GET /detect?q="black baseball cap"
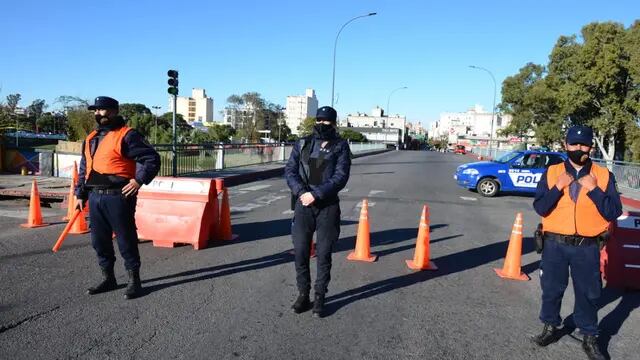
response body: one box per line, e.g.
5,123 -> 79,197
566,125 -> 593,145
316,106 -> 337,123
88,96 -> 119,110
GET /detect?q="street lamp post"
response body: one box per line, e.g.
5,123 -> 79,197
331,12 -> 377,107
469,65 -> 497,156
151,105 -> 161,144
386,86 -> 408,121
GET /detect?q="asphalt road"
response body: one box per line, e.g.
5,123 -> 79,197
1,150 -> 638,360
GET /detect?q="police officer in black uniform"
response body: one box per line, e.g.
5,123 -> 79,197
76,96 -> 160,300
285,106 -> 351,317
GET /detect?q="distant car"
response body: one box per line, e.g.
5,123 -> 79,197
453,150 -> 567,197
454,145 -> 466,155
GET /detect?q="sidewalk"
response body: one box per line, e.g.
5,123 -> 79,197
0,148 -> 393,201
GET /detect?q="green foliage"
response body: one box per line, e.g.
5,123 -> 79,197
66,108 -> 95,141
339,128 -> 368,142
206,124 -> 236,143
225,92 -> 284,142
500,21 -> 640,160
298,116 -> 316,136
119,103 -> 151,119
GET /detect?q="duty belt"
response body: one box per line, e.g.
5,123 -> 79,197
544,232 -> 598,246
91,188 -> 123,195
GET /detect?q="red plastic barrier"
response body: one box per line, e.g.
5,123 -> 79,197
135,177 -> 217,250
601,211 -> 640,290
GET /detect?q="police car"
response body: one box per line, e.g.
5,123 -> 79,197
454,150 -> 567,197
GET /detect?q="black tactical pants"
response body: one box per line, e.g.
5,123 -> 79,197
291,201 -> 341,295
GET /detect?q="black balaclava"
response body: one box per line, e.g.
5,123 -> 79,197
567,149 -> 589,166
313,123 -> 337,139
95,113 -> 125,130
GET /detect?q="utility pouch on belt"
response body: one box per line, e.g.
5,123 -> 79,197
534,223 -> 544,254
597,230 -> 610,250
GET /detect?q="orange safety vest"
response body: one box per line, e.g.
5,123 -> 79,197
84,126 -> 136,180
541,162 -> 610,237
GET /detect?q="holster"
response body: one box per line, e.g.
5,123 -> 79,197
597,230 -> 610,250
534,223 -> 544,254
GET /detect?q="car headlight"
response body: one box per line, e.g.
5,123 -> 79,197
462,168 -> 479,175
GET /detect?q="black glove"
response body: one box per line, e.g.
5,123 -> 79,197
534,223 -> 544,254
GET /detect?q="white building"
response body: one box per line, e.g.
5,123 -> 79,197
285,89 -> 318,135
344,106 -> 408,144
169,88 -> 214,125
429,105 -> 512,147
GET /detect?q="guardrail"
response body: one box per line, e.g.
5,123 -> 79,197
153,142 -> 388,177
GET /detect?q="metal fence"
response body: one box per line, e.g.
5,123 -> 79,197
591,159 -> 640,194
152,141 -> 389,177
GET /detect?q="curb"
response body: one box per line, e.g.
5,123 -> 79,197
621,196 -> 640,210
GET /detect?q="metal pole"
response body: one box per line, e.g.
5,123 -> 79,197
331,12 -> 377,107
151,105 -> 161,144
469,65 -> 497,156
386,86 -> 408,122
172,95 -> 177,177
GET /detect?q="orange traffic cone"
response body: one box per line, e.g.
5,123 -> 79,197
216,187 -> 238,241
406,205 -> 437,270
494,212 -> 529,281
68,206 -> 90,235
347,199 -> 377,262
63,162 -> 78,221
21,180 -> 49,228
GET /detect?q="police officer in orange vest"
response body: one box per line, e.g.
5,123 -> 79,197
532,125 -> 622,360
75,96 -> 160,300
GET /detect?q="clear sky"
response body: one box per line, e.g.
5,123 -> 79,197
2,0 -> 638,127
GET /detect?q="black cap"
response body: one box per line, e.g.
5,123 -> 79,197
316,106 -> 337,123
566,125 -> 593,145
88,96 -> 119,110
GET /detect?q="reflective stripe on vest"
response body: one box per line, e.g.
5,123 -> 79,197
84,126 -> 136,180
541,162 -> 610,237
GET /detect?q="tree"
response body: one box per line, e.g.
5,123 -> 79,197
298,116 -> 316,136
339,128 -> 368,142
27,99 -> 47,132
6,94 -> 21,113
225,92 -> 283,142
500,21 -> 640,159
36,113 -> 56,133
66,108 -> 95,141
271,121 -> 291,142
119,103 -> 151,119
207,124 -> 236,143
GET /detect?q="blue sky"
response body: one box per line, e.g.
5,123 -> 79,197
2,0 -> 638,126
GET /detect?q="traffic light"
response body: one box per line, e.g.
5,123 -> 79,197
167,70 -> 179,95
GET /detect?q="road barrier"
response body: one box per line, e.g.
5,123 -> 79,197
601,211 -> 640,290
20,180 -> 48,228
135,177 -> 217,250
347,199 -> 377,262
494,212 -> 529,281
406,205 -> 437,270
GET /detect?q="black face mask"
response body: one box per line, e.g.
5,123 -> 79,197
567,149 -> 589,165
313,123 -> 336,139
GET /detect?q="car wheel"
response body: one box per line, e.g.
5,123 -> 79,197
477,178 -> 499,197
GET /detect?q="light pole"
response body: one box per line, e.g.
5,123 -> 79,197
469,65 -> 497,156
151,105 -> 161,144
331,12 -> 377,107
386,86 -> 408,120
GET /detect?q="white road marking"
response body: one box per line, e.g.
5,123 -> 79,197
239,184 -> 272,192
460,196 -> 477,201
230,194 -> 287,213
355,201 -> 376,207
340,188 -> 349,193
282,210 -> 294,215
368,190 -> 385,196
0,209 -> 61,219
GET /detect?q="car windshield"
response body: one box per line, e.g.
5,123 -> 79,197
493,152 -> 521,163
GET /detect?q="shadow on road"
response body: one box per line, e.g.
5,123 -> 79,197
333,224 -> 450,253
324,237 -> 536,316
141,251 -> 294,294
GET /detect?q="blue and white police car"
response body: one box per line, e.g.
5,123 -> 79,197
454,150 -> 567,197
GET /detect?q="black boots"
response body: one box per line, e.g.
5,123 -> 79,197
291,292 -> 311,313
124,269 -> 142,300
582,335 -> 605,360
312,293 -> 325,318
86,267 -> 117,295
531,324 -> 559,347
